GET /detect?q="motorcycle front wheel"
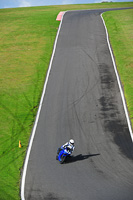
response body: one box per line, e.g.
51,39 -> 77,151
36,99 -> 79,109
60,154 -> 66,164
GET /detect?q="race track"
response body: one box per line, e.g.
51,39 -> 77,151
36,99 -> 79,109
23,8 -> 133,200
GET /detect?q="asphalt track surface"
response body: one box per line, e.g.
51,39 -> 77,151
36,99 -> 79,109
24,8 -> 133,200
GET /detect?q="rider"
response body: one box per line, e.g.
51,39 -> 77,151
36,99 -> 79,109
57,139 -> 75,155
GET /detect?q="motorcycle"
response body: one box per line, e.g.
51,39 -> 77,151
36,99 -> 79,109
56,147 -> 72,164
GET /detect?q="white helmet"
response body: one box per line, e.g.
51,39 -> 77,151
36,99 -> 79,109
69,139 -> 74,145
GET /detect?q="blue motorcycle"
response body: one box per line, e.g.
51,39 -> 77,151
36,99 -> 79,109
56,147 -> 72,164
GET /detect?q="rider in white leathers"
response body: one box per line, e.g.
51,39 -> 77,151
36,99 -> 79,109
57,139 -> 75,155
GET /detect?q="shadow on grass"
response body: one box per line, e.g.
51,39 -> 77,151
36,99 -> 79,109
65,153 -> 100,164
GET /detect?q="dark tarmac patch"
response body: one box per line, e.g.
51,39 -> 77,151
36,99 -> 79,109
106,120 -> 133,160
44,193 -> 64,200
98,61 -> 133,160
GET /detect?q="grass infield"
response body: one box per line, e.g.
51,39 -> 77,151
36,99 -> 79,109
0,2 -> 133,199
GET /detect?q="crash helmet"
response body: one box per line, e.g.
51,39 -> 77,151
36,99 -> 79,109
69,139 -> 74,146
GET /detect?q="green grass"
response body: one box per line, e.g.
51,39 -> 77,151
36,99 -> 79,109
103,9 -> 133,127
0,2 -> 133,200
0,6 -> 60,200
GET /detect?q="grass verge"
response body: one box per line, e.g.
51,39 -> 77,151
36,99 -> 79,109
0,2 -> 132,200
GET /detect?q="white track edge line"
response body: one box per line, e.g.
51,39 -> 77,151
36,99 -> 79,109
21,11 -> 66,200
101,13 -> 133,142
